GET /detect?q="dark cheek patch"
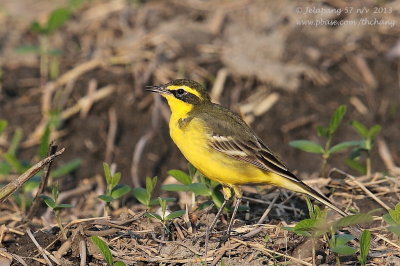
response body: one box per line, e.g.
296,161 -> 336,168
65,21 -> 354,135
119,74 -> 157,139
171,90 -> 200,104
182,94 -> 200,104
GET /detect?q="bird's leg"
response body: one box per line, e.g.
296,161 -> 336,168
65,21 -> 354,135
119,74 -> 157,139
204,186 -> 232,256
220,185 -> 242,244
205,199 -> 228,255
225,196 -> 242,239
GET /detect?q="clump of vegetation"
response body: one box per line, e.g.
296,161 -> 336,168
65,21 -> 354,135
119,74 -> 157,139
15,0 -> 84,81
144,197 -> 185,234
40,184 -> 72,239
346,120 -> 381,176
98,163 -> 131,216
285,200 -> 373,265
90,236 -> 127,266
161,164 -> 225,209
289,105 -> 359,176
132,176 -> 160,208
0,119 -> 81,211
383,203 -> 400,236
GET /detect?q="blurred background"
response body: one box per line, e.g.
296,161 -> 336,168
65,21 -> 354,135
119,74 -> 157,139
0,0 -> 399,196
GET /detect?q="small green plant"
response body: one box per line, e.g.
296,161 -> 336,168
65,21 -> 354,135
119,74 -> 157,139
15,0 -> 84,82
285,202 -> 373,264
346,120 -> 381,176
90,236 -> 126,266
383,203 -> 400,236
16,7 -> 72,82
0,119 -> 81,211
145,197 -> 185,234
358,229 -> 371,266
289,105 -> 359,176
0,120 -> 7,136
98,163 -> 131,216
40,184 -> 72,239
132,176 -> 163,208
161,164 -> 224,209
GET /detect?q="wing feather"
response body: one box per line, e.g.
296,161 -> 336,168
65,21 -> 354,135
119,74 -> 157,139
208,133 -> 302,183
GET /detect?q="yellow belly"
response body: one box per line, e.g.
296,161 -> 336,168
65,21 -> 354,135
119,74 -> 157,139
170,116 -> 269,186
169,115 -> 308,194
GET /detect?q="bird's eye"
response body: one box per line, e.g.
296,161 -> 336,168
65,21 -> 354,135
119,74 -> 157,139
176,89 -> 185,96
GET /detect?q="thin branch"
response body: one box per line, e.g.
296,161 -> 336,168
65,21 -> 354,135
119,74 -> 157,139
0,148 -> 65,203
25,142 -> 58,222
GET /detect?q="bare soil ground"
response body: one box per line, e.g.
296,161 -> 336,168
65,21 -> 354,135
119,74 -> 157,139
1,0 -> 400,265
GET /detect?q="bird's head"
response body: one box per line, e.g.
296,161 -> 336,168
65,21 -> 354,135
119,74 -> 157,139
146,79 -> 211,116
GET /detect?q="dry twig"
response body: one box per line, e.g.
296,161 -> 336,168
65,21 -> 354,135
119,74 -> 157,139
0,148 -> 65,203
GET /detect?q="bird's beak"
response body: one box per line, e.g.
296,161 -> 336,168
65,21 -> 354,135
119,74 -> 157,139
145,85 -> 171,95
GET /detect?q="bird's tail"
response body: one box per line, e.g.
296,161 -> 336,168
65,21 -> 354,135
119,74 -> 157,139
297,182 -> 348,217
269,171 -> 348,216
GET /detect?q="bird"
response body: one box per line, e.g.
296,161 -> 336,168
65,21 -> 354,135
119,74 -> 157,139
146,79 -> 347,250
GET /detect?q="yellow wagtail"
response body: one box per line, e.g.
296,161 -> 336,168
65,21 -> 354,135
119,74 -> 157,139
147,79 -> 347,244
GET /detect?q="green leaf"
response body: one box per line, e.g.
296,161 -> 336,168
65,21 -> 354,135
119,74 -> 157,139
49,48 -> 63,56
98,195 -> 114,203
387,225 -> 400,236
383,213 -> 397,226
329,141 -> 361,154
30,21 -> 46,34
145,176 -> 157,196
0,162 -> 12,175
103,163 -> 112,185
40,195 -> 56,209
113,262 -> 127,266
334,213 -> 373,229
14,45 -> 41,54
345,158 -> 366,174
110,172 -> 121,189
144,212 -> 162,221
46,8 -> 71,34
334,234 -> 354,246
165,210 -> 186,221
388,203 -> 400,224
161,184 -> 190,192
316,126 -> 329,138
23,177 -> 41,192
168,169 -> 192,185
111,184 -> 131,199
51,159 -> 81,178
188,183 -> 211,196
348,147 -> 364,160
294,218 -> 318,232
38,124 -> 51,159
331,245 -> 357,255
8,128 -> 22,156
2,153 -> 24,173
289,140 -> 324,154
52,185 -> 59,201
350,120 -> 369,138
368,125 -> 381,139
329,105 -> 347,135
55,203 -> 72,208
149,197 -> 176,206
0,120 -> 7,135
188,163 -> 197,178
158,197 -> 167,214
90,236 -> 113,265
211,187 -> 224,208
54,203 -> 73,211
132,187 -> 149,206
68,0 -> 85,9
358,230 -> 371,265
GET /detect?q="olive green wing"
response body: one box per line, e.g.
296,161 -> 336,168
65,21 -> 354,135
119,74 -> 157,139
197,104 -> 301,183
